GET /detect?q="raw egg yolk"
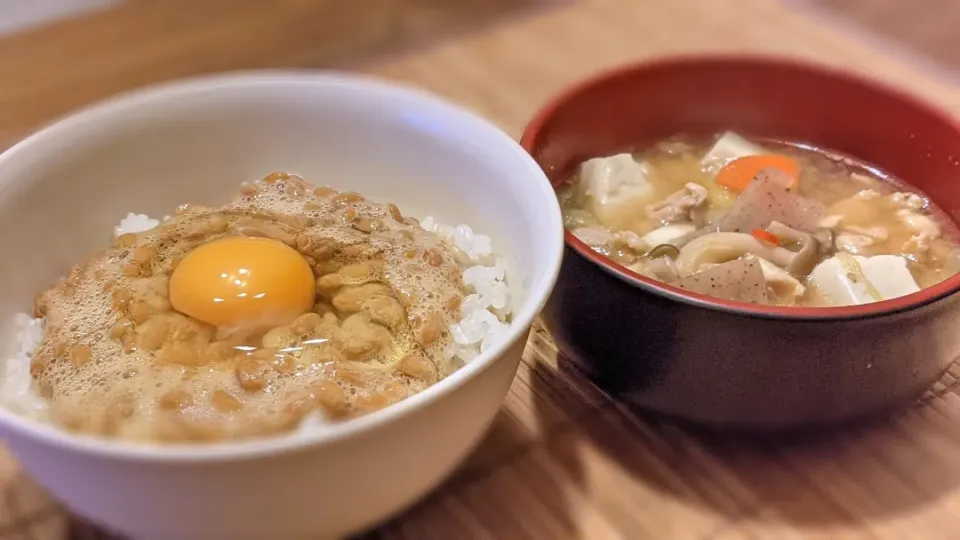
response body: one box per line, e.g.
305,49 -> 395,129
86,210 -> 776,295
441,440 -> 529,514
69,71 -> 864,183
169,236 -> 316,330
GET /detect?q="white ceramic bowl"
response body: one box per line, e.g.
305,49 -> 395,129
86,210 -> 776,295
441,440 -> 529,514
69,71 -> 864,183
0,72 -> 563,540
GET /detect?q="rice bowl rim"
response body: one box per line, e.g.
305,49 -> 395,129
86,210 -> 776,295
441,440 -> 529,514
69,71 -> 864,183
0,71 -> 565,463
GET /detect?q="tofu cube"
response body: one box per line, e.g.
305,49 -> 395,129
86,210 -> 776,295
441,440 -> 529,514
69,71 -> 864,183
578,153 -> 653,228
810,254 -> 920,306
701,131 -> 764,172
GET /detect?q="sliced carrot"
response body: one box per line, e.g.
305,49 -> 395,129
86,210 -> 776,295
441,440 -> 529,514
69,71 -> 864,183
715,154 -> 800,192
751,228 -> 781,246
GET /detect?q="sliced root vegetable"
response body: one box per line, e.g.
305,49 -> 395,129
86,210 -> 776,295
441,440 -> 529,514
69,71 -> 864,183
674,257 -> 769,304
715,155 -> 800,192
716,170 -> 824,234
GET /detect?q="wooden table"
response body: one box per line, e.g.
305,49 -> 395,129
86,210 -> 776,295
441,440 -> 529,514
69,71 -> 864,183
2,0 -> 960,538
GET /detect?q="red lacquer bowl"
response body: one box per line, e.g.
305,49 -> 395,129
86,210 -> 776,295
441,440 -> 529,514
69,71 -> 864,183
522,55 -> 960,429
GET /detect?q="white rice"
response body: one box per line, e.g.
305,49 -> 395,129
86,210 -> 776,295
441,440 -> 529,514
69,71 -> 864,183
114,213 -> 159,236
419,216 -> 510,364
0,211 -> 512,425
0,314 -> 47,418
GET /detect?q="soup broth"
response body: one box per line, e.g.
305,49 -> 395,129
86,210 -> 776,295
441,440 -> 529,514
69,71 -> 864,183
560,132 -> 960,307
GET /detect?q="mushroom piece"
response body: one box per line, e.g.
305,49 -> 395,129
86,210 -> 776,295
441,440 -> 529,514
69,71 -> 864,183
646,244 -> 680,259
755,257 -> 806,303
636,255 -> 680,283
674,221 -> 820,278
665,224 -> 716,250
811,228 -> 835,257
766,221 -> 820,276
640,223 -> 697,247
674,232 -> 794,276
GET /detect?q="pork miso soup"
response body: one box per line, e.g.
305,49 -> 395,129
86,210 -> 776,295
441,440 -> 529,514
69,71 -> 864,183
559,132 -> 960,307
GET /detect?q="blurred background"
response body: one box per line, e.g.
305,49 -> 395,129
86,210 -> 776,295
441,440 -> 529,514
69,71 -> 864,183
1,0 -> 959,149
0,0 -> 564,148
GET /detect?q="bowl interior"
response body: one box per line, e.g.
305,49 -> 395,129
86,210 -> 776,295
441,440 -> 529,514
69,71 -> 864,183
0,73 -> 561,446
522,55 -> 960,316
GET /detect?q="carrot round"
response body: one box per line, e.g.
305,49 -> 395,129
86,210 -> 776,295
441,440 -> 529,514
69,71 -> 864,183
715,155 -> 800,192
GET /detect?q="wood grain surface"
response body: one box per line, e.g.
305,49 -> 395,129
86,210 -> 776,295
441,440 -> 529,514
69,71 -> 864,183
1,0 -> 960,539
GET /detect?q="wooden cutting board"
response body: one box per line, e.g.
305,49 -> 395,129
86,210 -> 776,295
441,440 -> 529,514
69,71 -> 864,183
0,0 -> 959,538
